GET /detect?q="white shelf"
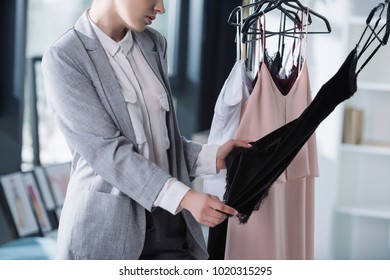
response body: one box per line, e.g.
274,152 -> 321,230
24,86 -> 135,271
358,82 -> 390,92
340,143 -> 390,156
336,205 -> 390,220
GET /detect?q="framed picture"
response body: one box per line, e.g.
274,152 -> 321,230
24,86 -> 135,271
44,162 -> 71,207
0,172 -> 40,237
33,166 -> 56,210
22,172 -> 53,233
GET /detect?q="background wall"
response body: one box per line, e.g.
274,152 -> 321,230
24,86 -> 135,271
0,0 -> 27,244
0,0 -> 26,175
174,0 -> 241,137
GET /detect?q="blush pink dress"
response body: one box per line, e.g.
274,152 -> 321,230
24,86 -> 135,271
224,49 -> 319,259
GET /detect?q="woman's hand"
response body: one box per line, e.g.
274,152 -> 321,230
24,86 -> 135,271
179,189 -> 237,227
216,139 -> 252,171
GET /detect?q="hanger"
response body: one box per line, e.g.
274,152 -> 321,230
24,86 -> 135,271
228,1 -> 276,63
227,1 -> 301,65
240,0 -> 331,43
282,0 -> 332,33
356,0 -> 390,74
227,0 -> 275,28
240,0 -> 300,42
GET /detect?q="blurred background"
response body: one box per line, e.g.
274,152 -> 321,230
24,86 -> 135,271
0,0 -> 389,259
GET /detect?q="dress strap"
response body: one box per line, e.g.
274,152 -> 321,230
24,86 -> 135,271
297,8 -> 309,72
256,11 -> 266,70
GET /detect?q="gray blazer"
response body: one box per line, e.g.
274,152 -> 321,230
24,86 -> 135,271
42,10 -> 208,260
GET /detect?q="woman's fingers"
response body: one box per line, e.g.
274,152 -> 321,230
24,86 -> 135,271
208,195 -> 237,217
180,190 -> 238,227
216,139 -> 252,170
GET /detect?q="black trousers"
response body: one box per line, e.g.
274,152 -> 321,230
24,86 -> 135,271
139,208 -> 195,260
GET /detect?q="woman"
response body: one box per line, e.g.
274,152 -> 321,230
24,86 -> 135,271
42,0 -> 250,260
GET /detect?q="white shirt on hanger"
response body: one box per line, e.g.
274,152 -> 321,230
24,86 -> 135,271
203,60 -> 253,200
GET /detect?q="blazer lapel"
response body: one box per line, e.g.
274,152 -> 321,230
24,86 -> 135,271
133,31 -> 170,92
132,30 -> 179,176
73,10 -> 137,145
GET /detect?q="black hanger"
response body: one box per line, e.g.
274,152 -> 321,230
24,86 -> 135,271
240,0 -> 331,43
227,1 -> 273,61
356,0 -> 390,75
228,1 -> 284,64
227,0 -> 275,28
240,1 -> 300,42
282,0 -> 332,33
